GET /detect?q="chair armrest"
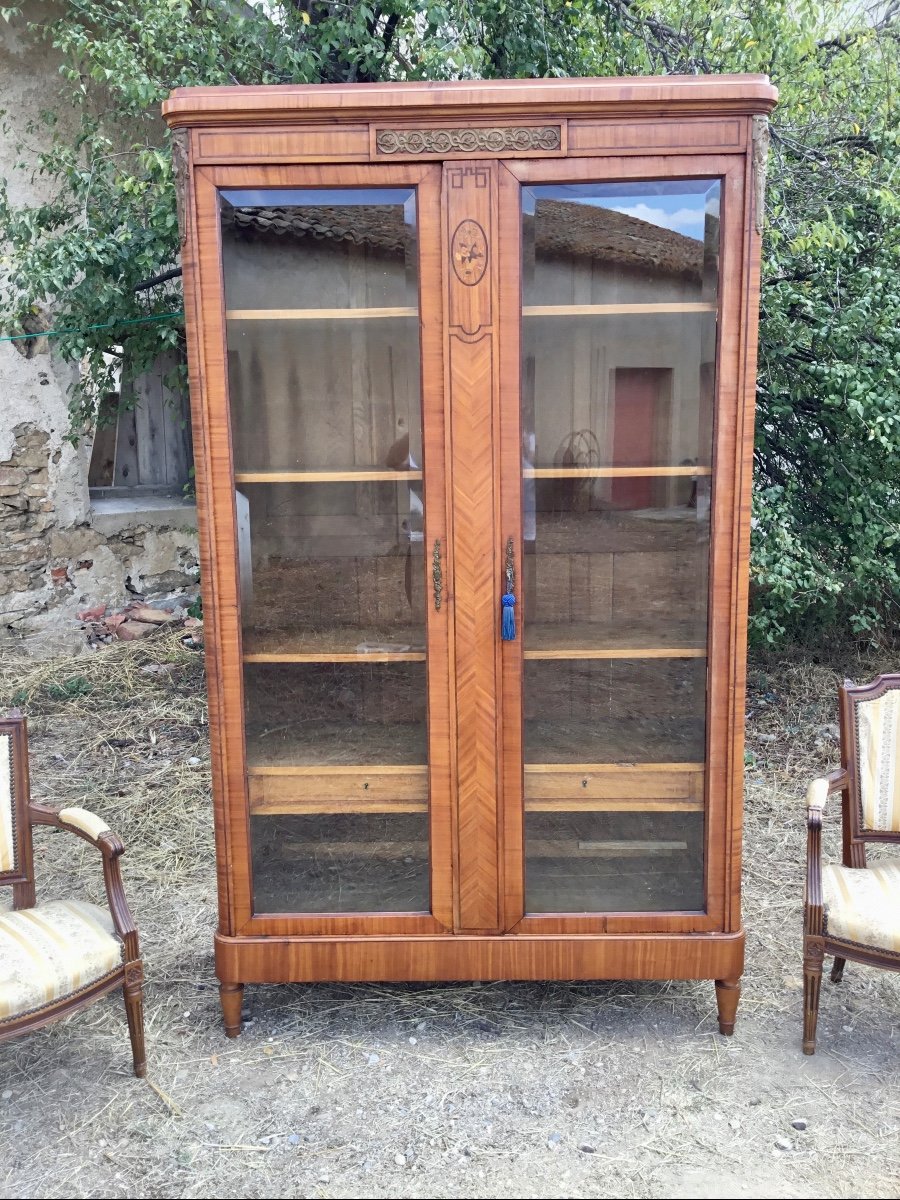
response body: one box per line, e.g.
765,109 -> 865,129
805,767 -> 849,936
28,802 -> 139,955
806,767 -> 850,826
59,806 -> 111,842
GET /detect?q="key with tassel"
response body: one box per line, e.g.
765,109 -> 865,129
501,536 -> 516,641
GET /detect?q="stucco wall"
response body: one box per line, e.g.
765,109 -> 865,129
0,6 -> 198,654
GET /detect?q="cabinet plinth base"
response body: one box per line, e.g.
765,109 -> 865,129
215,929 -> 744,1033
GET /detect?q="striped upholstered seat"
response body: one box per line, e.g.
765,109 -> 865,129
822,861 -> 900,953
0,899 -> 123,1022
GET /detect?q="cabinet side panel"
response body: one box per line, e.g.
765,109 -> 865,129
183,156 -> 245,936
705,158 -> 751,934
724,148 -> 761,932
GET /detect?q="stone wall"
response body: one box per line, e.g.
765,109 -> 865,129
0,425 -> 54,615
0,4 -> 199,655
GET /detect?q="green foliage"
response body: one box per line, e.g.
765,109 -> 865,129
9,672 -> 95,705
45,675 -> 93,701
1,0 -> 899,644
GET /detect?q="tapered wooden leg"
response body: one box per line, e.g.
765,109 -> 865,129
830,956 -> 846,984
220,982 -> 244,1038
714,977 -> 740,1035
803,940 -> 824,1055
123,964 -> 147,1078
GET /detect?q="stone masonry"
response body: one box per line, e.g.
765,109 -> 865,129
0,424 -> 54,619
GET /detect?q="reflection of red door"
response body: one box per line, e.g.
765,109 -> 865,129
610,367 -> 669,509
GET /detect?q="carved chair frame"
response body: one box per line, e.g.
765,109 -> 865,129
803,673 -> 900,1054
0,716 -> 146,1076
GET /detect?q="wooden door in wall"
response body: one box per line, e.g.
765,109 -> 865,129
196,163 -> 455,936
609,368 -> 672,510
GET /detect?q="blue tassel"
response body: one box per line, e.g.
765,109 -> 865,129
501,593 -> 516,641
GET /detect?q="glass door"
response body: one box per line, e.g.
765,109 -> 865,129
510,171 -> 723,919
216,171 -> 450,926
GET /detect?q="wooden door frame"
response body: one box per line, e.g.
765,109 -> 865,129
186,160 -> 454,937
497,153 -> 751,936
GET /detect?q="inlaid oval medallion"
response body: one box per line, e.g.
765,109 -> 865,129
451,219 -> 488,286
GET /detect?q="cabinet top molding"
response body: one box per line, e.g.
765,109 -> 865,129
162,73 -> 777,128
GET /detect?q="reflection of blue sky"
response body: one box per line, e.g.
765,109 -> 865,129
608,190 -> 720,239
527,182 -> 721,241
609,199 -> 706,238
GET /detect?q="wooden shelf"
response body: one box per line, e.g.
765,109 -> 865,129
226,307 -> 417,321
525,648 -> 706,661
522,302 -> 716,316
238,467 -> 706,483
525,466 -> 711,478
229,303 -> 712,320
525,622 -> 705,660
247,761 -> 704,815
244,627 -> 425,663
257,838 -> 692,859
234,468 -> 422,484
242,623 -> 704,663
249,764 -> 429,815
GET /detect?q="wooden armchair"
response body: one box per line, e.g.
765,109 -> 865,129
804,673 -> 900,1055
0,715 -> 146,1076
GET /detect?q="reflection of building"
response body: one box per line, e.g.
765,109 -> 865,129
224,194 -> 716,645
226,195 -> 717,517
522,196 -> 718,515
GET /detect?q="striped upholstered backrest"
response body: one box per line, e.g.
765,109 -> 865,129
0,729 -> 17,873
0,731 -> 13,873
855,685 -> 900,833
0,718 -> 31,886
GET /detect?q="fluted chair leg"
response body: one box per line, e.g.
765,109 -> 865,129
803,940 -> 824,1055
124,966 -> 147,1078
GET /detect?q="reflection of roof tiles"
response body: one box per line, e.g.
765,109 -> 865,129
531,200 -> 704,280
226,204 -> 409,253
224,198 -> 707,278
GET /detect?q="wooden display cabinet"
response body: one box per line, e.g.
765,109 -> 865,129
163,75 -> 777,1036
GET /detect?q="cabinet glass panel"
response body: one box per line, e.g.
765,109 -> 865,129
520,179 -> 719,914
220,187 -> 429,914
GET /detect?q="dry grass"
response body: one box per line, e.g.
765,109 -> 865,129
0,635 -> 899,1200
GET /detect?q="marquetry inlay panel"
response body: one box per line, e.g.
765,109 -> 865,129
445,166 -> 492,337
375,125 -> 562,157
451,218 -> 488,287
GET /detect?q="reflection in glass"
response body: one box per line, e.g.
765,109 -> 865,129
220,188 -> 430,915
521,179 -> 719,914
252,815 -> 428,914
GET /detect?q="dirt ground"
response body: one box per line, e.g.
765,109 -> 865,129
1,634 -> 899,1200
